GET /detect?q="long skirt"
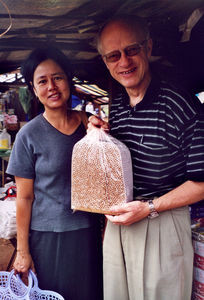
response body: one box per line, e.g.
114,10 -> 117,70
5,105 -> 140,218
103,206 -> 194,300
29,226 -> 103,300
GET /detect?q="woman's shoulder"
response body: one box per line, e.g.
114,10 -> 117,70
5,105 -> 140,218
16,114 -> 44,138
72,110 -> 91,130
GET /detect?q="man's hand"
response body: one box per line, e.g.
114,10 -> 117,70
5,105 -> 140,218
87,115 -> 109,132
106,201 -> 150,226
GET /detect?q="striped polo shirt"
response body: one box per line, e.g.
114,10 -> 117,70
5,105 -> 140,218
109,78 -> 204,199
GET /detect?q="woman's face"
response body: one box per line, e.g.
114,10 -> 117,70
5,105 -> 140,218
32,59 -> 70,110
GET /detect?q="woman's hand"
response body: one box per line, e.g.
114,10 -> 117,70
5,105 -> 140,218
87,115 -> 109,132
13,250 -> 35,276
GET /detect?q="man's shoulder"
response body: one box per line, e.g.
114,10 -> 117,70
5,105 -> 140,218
157,78 -> 187,96
158,79 -> 203,113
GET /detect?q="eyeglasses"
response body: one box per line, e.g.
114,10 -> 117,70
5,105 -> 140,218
102,40 -> 147,63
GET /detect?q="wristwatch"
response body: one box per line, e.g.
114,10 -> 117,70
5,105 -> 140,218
148,199 -> 159,219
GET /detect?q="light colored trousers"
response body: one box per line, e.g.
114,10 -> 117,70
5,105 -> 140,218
103,206 -> 194,300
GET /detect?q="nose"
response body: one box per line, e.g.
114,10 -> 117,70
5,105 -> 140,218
48,78 -> 57,90
119,51 -> 131,67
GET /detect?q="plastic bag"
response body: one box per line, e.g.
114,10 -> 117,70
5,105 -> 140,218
71,127 -> 133,214
0,200 -> 16,239
0,269 -> 65,299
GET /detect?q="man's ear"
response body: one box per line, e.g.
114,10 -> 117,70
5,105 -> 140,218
102,57 -> 111,71
146,38 -> 153,58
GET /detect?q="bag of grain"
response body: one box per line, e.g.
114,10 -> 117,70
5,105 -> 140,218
71,127 -> 133,214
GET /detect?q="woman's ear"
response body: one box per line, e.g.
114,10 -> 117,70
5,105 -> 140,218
30,81 -> 38,97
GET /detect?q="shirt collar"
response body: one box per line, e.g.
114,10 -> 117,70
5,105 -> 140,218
120,76 -> 161,111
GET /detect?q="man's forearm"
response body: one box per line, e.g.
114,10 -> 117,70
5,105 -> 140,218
154,180 -> 204,212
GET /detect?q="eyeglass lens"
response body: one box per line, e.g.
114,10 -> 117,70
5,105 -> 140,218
104,41 -> 146,63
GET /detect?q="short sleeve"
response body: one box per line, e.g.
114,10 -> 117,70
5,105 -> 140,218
6,130 -> 35,179
184,112 -> 204,182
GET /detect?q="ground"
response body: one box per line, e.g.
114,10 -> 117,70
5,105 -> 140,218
0,238 -> 16,271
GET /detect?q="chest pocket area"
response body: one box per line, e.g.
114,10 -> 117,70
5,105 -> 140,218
136,135 -> 180,172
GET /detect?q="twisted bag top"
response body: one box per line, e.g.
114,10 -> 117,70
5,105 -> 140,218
71,128 -> 133,214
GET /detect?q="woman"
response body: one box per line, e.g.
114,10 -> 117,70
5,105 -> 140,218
6,47 -> 103,300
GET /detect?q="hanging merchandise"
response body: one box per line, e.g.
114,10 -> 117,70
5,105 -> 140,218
0,128 -> 11,149
71,127 -> 133,214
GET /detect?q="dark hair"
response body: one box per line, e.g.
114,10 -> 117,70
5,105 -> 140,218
96,14 -> 150,54
21,46 -> 73,96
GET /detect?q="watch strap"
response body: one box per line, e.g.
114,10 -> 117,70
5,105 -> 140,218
148,199 -> 159,219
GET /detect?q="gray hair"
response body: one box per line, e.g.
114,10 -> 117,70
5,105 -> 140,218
96,14 -> 150,54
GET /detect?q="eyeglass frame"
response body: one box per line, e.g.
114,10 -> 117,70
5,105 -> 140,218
102,39 -> 148,63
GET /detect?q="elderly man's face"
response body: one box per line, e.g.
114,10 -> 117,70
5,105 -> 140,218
100,21 -> 152,92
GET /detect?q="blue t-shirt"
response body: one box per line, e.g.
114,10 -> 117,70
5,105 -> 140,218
7,114 -> 97,232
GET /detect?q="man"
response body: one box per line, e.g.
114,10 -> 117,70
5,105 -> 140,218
89,15 -> 204,300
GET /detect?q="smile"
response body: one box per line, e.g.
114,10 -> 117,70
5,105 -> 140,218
120,67 -> 136,75
48,93 -> 60,99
